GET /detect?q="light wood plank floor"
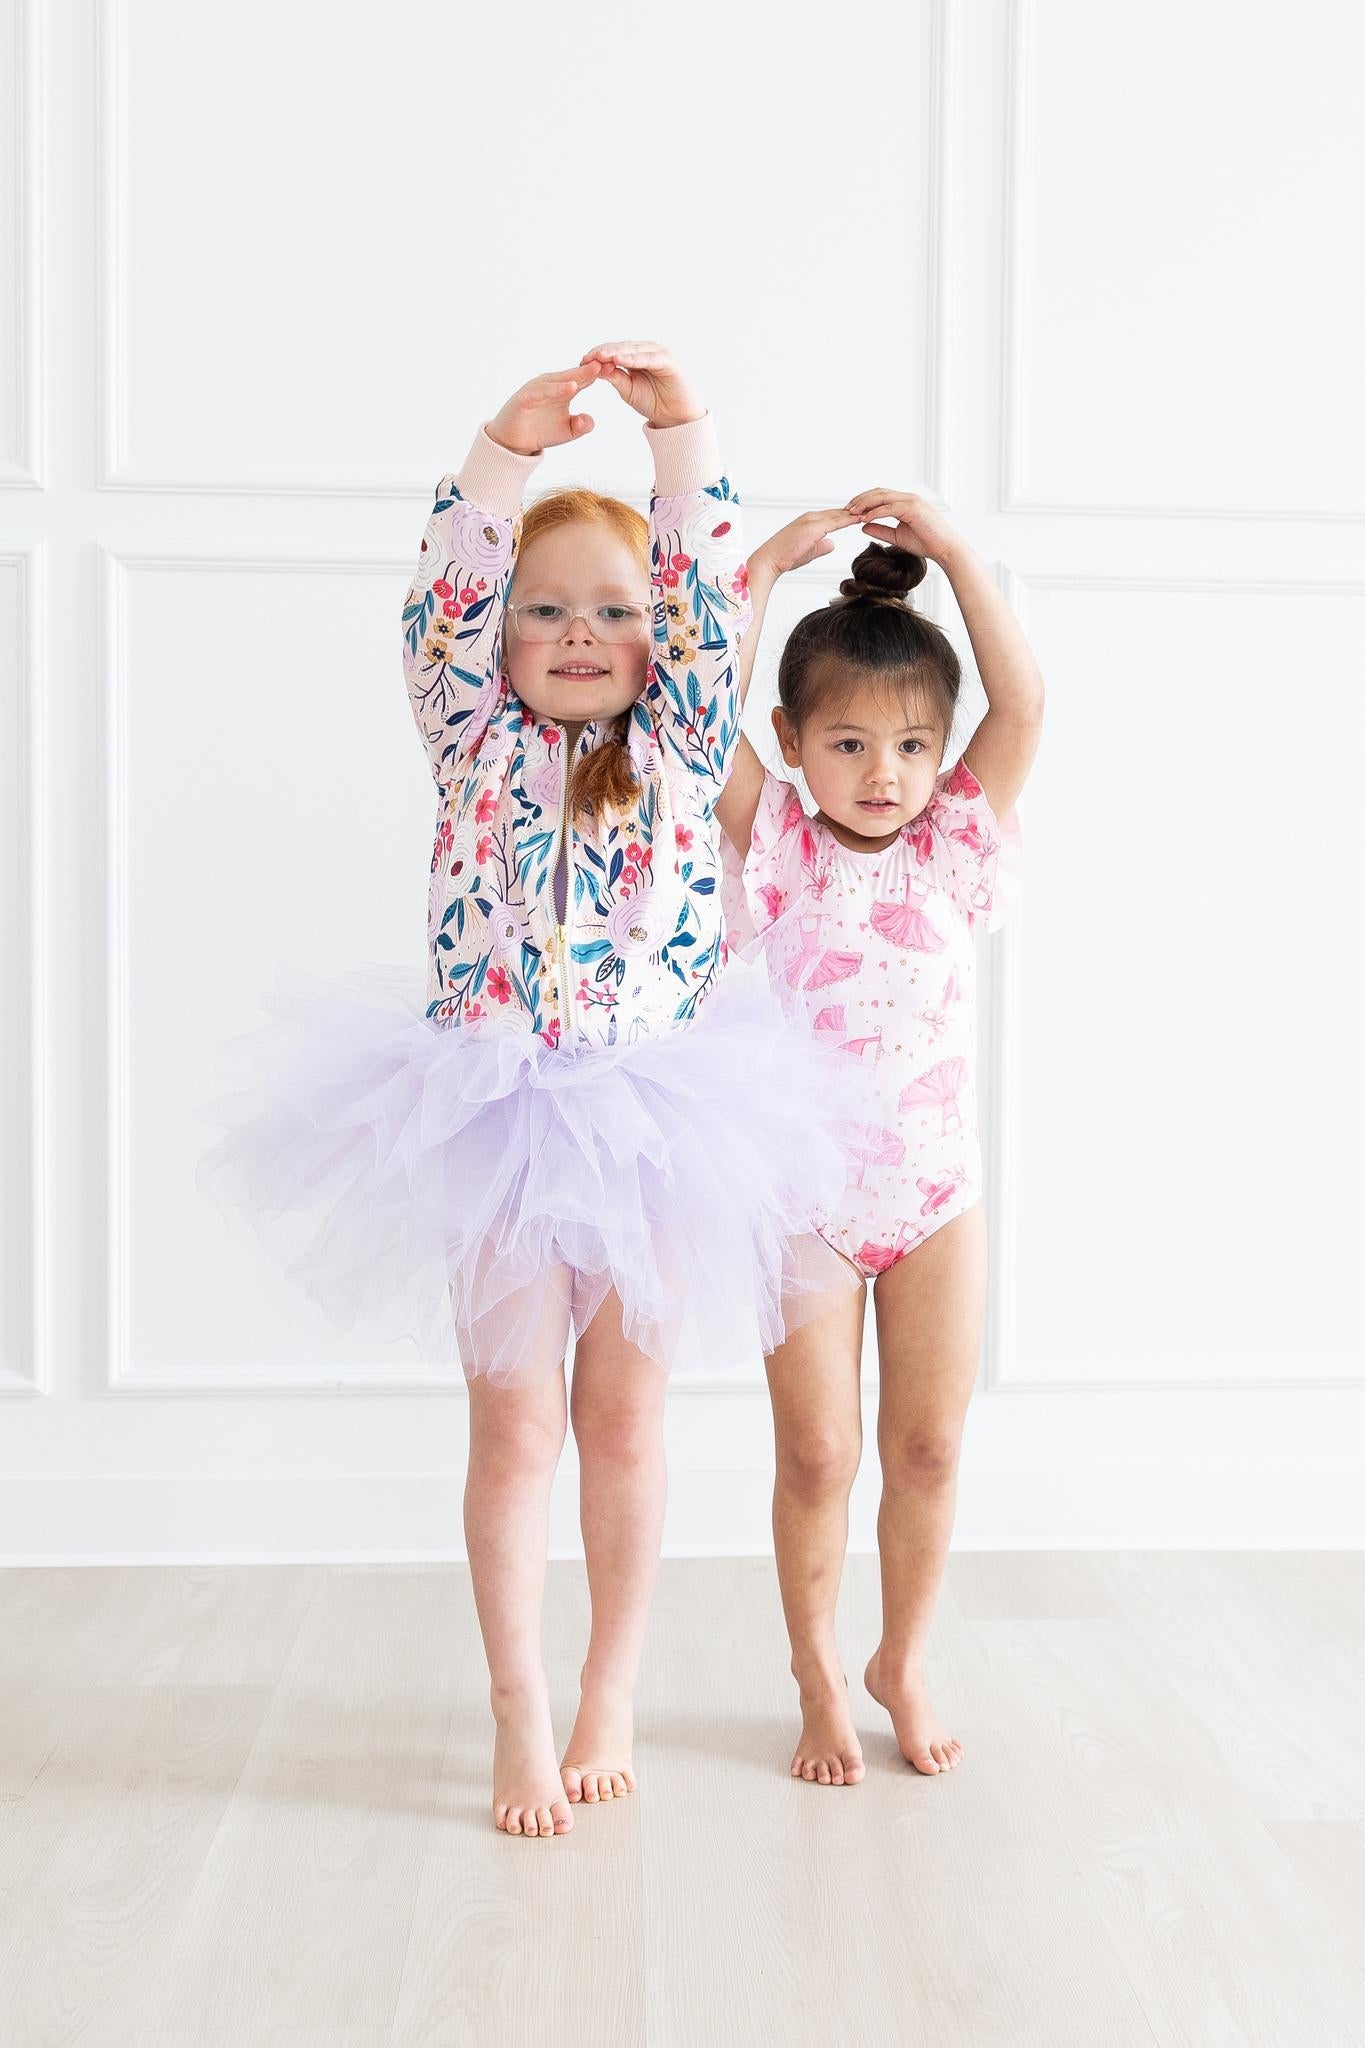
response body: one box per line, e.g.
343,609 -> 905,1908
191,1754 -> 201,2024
1,1552 -> 1362,2047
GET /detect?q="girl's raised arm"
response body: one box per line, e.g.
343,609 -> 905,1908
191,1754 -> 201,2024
401,432 -> 541,796
848,489 -> 1044,821
714,507 -> 864,854
402,367 -> 599,797
642,412 -> 754,800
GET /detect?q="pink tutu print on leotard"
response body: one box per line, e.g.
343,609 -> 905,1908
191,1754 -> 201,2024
869,875 -> 947,953
784,915 -> 864,992
898,1057 -> 968,1136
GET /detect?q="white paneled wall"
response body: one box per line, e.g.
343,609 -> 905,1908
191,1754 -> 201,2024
2,0 -> 1362,1561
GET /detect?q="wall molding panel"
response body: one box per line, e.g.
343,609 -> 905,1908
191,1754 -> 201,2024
998,0 -> 1364,524
0,542 -> 47,1395
0,0 -> 46,490
981,564 -> 1365,1394
94,0 -> 958,506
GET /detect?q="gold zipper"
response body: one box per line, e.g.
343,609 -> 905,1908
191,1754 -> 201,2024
552,745 -> 576,1040
557,921 -> 575,1037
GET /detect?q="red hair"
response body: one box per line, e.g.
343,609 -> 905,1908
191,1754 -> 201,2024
515,489 -> 650,818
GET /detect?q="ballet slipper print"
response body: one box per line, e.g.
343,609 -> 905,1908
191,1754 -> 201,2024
836,1121 -> 906,1192
785,916 -> 863,992
839,1028 -> 884,1064
916,1167 -> 966,1216
812,1005 -> 847,1035
898,1057 -> 968,1136
870,875 -> 947,953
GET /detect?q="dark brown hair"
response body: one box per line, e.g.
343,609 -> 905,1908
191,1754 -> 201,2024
777,542 -> 961,742
514,488 -> 647,818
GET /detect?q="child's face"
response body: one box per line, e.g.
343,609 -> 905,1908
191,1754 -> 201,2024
774,670 -> 945,846
504,520 -> 652,728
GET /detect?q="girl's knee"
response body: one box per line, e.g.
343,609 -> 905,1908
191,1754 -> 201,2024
776,1428 -> 862,1499
469,1403 -> 565,1480
878,1425 -> 961,1491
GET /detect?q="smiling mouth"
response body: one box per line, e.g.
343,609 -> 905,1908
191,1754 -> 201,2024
550,666 -> 609,677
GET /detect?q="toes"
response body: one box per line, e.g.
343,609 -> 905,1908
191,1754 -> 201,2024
552,1801 -> 574,1834
582,1775 -> 599,1802
801,1759 -> 817,1782
816,1760 -> 832,1785
505,1807 -> 524,1833
534,1805 -> 555,1837
610,1772 -> 629,1797
561,1768 -> 583,1804
910,1751 -> 939,1774
599,1776 -> 615,1800
621,1767 -> 637,1793
494,1803 -> 510,1832
845,1755 -> 866,1783
791,1754 -> 804,1778
830,1762 -> 845,1785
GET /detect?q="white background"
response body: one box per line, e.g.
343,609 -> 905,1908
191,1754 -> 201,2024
2,0 -> 1362,1561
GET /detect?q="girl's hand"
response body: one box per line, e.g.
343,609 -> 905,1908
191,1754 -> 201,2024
486,364 -> 603,458
845,488 -> 967,568
578,340 -> 705,429
751,506 -> 866,583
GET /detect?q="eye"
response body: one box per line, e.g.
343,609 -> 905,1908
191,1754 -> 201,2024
596,604 -> 634,623
526,603 -> 566,622
900,739 -> 924,754
835,739 -> 862,754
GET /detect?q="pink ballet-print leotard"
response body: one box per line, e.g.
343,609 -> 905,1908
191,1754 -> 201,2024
725,757 -> 1023,1277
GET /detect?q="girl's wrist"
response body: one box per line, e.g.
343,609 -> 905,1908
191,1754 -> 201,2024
932,534 -> 978,577
486,423 -> 540,457
648,409 -> 708,431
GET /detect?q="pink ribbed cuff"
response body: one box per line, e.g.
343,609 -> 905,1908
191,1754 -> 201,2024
449,425 -> 543,519
644,411 -> 723,495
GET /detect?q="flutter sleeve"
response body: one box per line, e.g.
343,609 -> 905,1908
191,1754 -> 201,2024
643,413 -> 755,804
913,755 -> 1025,935
401,428 -> 541,797
719,767 -> 808,958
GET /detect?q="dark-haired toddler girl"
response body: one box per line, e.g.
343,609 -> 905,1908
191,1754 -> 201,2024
718,488 -> 1043,1783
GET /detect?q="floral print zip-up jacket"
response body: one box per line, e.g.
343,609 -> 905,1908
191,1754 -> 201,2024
402,413 -> 753,1048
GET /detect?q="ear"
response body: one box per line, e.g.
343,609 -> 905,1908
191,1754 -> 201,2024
771,704 -> 801,768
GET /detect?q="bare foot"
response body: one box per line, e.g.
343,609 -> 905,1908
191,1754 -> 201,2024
790,1665 -> 866,1786
560,1676 -> 637,1805
492,1682 -> 574,1837
864,1651 -> 963,1775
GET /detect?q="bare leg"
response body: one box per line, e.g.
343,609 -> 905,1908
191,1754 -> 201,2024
559,1288 -> 668,1805
463,1353 -> 574,1838
765,1273 -> 869,1785
863,1202 -> 986,1774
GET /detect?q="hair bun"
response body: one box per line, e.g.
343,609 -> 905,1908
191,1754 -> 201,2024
837,541 -> 927,607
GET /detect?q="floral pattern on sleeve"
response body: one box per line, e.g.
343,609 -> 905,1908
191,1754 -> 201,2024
402,483 -> 519,797
646,483 -> 753,802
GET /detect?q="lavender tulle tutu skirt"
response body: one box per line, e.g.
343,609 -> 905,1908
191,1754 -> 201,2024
195,954 -> 859,1385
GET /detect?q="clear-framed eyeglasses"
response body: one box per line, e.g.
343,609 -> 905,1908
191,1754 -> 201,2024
506,599 -> 654,644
